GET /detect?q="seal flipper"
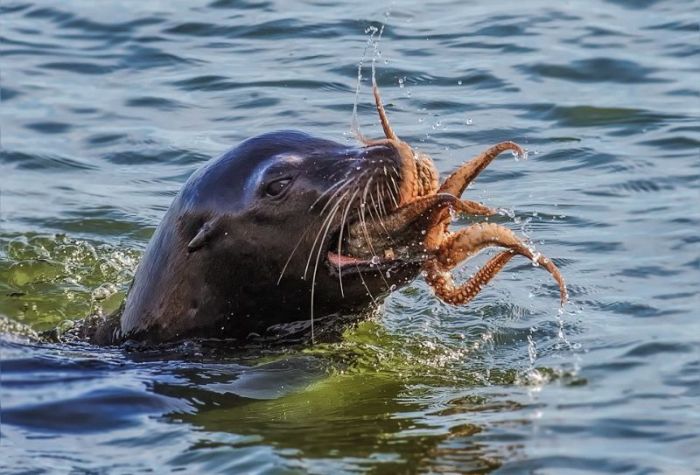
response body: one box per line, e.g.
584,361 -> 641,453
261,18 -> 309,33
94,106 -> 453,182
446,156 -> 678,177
187,218 -> 221,252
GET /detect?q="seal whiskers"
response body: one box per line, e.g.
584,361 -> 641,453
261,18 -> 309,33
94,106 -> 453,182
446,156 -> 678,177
278,176 -> 352,285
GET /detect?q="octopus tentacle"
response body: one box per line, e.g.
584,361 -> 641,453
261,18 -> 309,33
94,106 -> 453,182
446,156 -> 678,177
424,251 -> 516,305
439,141 -> 525,197
432,222 -> 567,304
453,199 -> 496,216
420,199 -> 495,254
363,81 -> 441,206
372,77 -> 398,141
357,194 -> 493,250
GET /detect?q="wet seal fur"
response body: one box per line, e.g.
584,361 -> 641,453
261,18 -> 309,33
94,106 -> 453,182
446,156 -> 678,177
82,131 -> 424,346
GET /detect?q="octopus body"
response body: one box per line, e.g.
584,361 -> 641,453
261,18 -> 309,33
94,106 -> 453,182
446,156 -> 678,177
347,80 -> 568,306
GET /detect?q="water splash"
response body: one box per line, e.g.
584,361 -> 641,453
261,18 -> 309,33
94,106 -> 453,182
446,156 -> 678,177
1,233 -> 139,330
512,148 -> 529,161
349,6 -> 397,140
350,24 -> 385,139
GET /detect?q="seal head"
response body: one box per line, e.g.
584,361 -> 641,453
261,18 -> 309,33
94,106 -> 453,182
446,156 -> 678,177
116,131 -> 423,344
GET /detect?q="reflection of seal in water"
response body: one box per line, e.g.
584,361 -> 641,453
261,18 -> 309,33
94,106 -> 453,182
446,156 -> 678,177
87,130 -> 426,345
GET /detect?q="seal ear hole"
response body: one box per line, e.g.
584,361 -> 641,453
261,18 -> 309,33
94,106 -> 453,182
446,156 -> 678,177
265,177 -> 292,197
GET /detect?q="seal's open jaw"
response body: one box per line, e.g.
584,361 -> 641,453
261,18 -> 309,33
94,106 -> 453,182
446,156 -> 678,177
325,243 -> 422,279
325,226 -> 423,277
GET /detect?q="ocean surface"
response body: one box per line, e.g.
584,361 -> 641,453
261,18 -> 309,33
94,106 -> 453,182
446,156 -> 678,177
1,1 -> 699,473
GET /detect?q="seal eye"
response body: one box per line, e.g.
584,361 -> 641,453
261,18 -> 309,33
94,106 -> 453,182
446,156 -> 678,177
265,178 -> 291,197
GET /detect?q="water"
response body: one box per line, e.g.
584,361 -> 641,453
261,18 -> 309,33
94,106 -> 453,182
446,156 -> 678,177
2,0 -> 699,473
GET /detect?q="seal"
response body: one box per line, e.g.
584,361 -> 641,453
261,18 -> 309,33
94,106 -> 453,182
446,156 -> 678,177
88,129 -> 425,345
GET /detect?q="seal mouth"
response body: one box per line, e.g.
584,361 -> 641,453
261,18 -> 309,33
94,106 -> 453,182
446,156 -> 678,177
325,225 -> 381,273
324,220 -> 427,277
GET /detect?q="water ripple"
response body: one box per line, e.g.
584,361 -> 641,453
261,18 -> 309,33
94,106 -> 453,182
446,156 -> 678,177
2,150 -> 97,171
522,58 -> 665,84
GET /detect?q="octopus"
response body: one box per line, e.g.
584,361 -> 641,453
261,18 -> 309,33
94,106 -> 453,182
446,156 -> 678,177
343,80 -> 568,306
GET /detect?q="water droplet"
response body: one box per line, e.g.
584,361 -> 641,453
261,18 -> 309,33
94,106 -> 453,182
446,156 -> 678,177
527,334 -> 537,364
370,255 -> 381,265
457,80 -> 463,85
512,148 -> 530,161
498,207 -> 516,219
